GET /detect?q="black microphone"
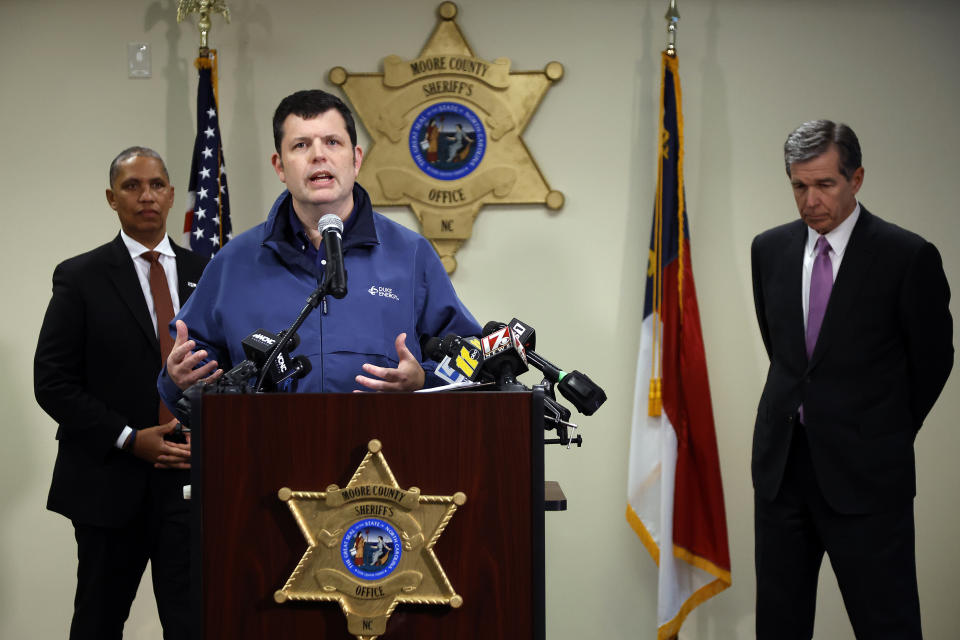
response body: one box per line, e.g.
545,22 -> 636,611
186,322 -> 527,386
557,369 -> 607,416
478,321 -> 528,387
504,318 -> 608,416
242,328 -> 280,364
422,336 -> 444,361
507,318 -> 536,351
424,334 -> 486,382
318,214 -> 347,299
241,328 -> 307,390
272,354 -> 312,386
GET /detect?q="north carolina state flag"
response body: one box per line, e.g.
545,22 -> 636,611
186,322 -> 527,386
626,51 -> 731,640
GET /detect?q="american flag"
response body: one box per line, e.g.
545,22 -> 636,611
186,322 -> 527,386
184,62 -> 232,257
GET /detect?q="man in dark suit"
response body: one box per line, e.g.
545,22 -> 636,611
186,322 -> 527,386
751,120 -> 953,639
34,147 -> 208,639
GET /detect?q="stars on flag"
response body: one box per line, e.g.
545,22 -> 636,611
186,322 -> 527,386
184,64 -> 232,257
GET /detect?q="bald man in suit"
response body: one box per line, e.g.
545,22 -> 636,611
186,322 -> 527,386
751,120 -> 953,639
35,147 -> 208,639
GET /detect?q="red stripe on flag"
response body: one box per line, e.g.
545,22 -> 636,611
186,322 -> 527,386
659,239 -> 731,572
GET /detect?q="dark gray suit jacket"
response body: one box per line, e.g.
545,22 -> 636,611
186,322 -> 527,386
751,207 -> 953,514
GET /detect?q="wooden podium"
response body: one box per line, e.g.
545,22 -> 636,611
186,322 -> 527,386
189,390 -> 546,639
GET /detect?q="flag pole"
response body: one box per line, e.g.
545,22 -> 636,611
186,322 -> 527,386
665,0 -> 679,57
649,0 -> 681,417
177,0 -> 233,257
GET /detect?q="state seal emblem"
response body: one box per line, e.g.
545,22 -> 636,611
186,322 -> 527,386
409,102 -> 486,180
341,518 -> 403,580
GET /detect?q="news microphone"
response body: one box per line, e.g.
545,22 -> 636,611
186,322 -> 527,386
557,370 -> 606,416
242,328 -> 308,390
423,334 -> 485,383
479,321 -> 528,387
442,334 -> 485,381
242,328 -> 280,364
507,318 -> 536,351
272,353 -> 312,386
318,214 -> 347,299
503,318 -> 608,415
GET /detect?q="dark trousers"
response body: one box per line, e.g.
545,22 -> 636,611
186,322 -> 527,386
755,424 -> 921,640
70,472 -> 190,640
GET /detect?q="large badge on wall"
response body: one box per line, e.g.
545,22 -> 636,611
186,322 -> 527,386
274,439 -> 466,640
329,1 -> 564,273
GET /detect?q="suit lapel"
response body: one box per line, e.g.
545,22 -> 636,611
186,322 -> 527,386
171,241 -> 202,303
105,234 -> 160,354
782,222 -> 808,366
807,209 -> 877,369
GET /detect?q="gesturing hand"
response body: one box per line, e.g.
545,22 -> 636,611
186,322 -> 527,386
166,319 -> 222,390
355,333 -> 425,392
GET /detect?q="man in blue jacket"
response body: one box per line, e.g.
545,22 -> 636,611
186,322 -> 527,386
160,90 -> 479,403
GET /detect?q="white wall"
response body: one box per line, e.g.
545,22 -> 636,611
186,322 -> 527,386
2,1 -> 958,638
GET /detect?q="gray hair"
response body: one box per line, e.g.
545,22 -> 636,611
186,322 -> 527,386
783,120 -> 862,180
108,146 -> 169,188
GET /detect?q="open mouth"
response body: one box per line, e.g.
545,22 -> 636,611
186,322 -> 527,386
309,170 -> 334,185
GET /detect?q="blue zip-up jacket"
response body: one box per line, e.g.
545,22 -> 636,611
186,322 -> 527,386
158,183 -> 479,406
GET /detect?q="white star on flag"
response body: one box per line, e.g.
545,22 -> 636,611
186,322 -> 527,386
185,62 -> 232,257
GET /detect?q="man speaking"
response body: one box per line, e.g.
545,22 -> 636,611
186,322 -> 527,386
750,120 -> 953,639
160,89 -> 479,402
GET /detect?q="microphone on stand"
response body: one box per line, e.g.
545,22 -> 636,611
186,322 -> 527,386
318,214 -> 347,299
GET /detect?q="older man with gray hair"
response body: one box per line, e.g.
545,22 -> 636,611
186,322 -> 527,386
750,120 -> 953,639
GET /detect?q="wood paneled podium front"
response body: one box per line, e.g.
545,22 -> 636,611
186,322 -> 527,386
189,390 -> 547,639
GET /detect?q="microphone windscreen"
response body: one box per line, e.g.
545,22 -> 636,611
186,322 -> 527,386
422,337 -> 445,362
318,213 -> 344,235
482,320 -> 505,336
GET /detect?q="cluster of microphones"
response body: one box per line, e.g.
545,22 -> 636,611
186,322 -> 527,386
179,214 -> 607,447
422,318 -> 607,447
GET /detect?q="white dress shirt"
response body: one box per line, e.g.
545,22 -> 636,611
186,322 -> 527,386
116,231 -> 181,447
801,202 -> 861,331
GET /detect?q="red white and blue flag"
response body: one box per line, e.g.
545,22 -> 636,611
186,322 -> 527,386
626,51 -> 731,639
183,55 -> 232,257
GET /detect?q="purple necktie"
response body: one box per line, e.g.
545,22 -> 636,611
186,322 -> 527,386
806,236 -> 833,358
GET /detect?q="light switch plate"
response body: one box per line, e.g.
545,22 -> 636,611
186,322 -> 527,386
128,42 -> 151,79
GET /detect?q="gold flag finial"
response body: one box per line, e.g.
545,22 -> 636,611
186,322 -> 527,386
177,0 -> 231,52
665,0 -> 680,57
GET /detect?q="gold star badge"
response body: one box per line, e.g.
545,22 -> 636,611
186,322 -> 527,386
274,439 -> 466,640
329,1 -> 564,273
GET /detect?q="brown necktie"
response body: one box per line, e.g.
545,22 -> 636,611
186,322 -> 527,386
142,251 -> 176,423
